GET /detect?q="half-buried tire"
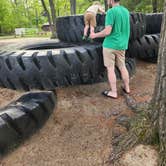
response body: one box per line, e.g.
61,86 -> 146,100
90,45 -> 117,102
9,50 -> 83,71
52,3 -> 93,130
0,91 -> 56,154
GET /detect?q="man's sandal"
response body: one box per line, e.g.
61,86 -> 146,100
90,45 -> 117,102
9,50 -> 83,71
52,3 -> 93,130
121,86 -> 130,94
102,90 -> 118,99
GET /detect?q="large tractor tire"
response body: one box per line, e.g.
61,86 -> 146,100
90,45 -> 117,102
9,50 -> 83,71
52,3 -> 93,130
0,42 -> 104,90
128,34 -> 160,63
56,13 -> 146,43
145,13 -> 163,34
0,41 -> 136,90
0,91 -> 56,154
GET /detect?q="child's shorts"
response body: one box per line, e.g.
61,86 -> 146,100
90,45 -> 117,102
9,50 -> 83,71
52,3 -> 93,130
84,12 -> 96,27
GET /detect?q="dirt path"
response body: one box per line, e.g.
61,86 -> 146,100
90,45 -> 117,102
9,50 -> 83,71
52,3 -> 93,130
0,38 -> 158,166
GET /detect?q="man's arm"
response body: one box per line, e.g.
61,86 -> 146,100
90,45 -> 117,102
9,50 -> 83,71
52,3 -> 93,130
90,26 -> 112,39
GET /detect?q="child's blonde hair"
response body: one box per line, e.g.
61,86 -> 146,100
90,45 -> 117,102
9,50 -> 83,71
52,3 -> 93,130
93,1 -> 101,5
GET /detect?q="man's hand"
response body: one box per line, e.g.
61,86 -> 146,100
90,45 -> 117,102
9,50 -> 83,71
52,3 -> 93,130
90,32 -> 97,39
90,26 -> 112,39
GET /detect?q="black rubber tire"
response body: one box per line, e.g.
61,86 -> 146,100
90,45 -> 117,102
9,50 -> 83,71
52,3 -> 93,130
22,41 -> 136,80
145,13 -> 163,34
20,41 -> 79,50
116,57 -> 136,79
129,13 -> 146,41
128,34 -> 160,63
97,57 -> 136,82
56,13 -> 146,43
125,44 -> 135,58
0,42 -> 105,90
0,41 -> 136,90
0,91 -> 56,154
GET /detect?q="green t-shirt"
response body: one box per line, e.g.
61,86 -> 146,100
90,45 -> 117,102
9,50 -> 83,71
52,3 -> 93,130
103,5 -> 130,50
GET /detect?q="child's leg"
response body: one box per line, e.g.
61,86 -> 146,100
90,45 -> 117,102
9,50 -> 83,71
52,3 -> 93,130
90,26 -> 95,34
88,15 -> 96,42
84,25 -> 89,37
83,13 -> 90,37
89,14 -> 96,35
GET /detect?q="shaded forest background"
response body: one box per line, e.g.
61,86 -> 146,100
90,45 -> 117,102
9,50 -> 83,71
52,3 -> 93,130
0,0 -> 164,35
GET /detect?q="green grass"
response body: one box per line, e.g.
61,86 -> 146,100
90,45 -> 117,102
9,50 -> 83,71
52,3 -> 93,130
0,35 -> 15,39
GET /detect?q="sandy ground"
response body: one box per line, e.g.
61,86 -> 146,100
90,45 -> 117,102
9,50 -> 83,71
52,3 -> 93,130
0,38 -> 159,166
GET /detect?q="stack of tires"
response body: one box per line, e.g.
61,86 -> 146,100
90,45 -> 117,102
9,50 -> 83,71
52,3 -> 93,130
0,13 -> 162,91
0,13 -> 146,91
55,13 -> 150,80
54,13 -> 148,83
128,13 -> 163,63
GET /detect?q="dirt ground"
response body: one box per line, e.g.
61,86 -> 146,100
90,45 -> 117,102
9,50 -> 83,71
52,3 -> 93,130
0,38 -> 159,166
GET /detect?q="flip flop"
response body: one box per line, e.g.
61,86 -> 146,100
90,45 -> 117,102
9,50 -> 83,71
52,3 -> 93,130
102,90 -> 118,99
121,86 -> 130,94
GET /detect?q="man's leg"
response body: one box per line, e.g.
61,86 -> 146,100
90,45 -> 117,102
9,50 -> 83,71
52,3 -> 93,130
119,66 -> 130,93
116,50 -> 130,93
103,48 -> 118,98
107,66 -> 118,98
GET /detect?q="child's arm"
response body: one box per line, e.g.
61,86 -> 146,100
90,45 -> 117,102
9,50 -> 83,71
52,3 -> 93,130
99,6 -> 105,14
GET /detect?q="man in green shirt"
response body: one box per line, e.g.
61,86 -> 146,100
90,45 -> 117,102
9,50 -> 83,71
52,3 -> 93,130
90,0 -> 130,99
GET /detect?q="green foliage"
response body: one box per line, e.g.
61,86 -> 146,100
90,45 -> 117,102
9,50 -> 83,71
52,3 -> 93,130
55,0 -> 70,16
24,28 -> 38,35
0,0 -> 47,35
121,0 -> 164,13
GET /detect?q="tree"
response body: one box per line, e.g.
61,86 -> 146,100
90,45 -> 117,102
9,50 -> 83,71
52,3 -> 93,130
41,0 -> 56,38
70,0 -> 76,15
41,0 -> 52,32
104,0 -> 108,11
152,0 -> 157,12
110,1 -> 166,165
120,0 -> 164,13
48,0 -> 57,38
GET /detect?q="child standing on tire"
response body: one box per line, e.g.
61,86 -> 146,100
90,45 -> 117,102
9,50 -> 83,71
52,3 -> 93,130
83,1 -> 105,41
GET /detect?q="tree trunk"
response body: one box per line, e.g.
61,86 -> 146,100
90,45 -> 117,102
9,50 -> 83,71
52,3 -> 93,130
14,0 -> 17,6
57,9 -> 60,16
48,0 -> 57,38
24,0 -> 32,27
152,0 -> 158,13
70,0 -> 76,15
35,8 -> 39,29
150,1 -> 166,164
0,26 -> 1,33
104,0 -> 108,11
41,0 -> 55,38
